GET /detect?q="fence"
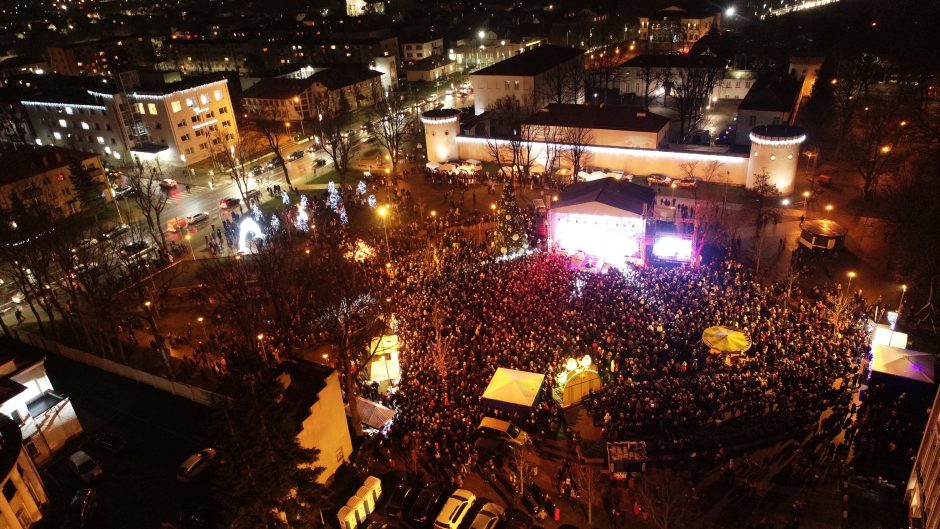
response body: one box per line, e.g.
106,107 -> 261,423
15,332 -> 222,407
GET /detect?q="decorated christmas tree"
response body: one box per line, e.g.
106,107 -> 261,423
491,180 -> 530,255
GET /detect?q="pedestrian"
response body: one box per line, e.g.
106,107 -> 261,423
14,308 -> 24,325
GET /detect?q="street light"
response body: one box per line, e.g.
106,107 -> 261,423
781,198 -> 790,206
846,271 -> 856,291
802,191 -> 811,217
184,233 -> 196,260
257,333 -> 268,361
197,316 -> 209,342
825,204 -> 833,214
377,205 -> 391,260
880,145 -> 892,154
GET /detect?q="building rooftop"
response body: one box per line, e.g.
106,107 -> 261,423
407,55 -> 454,72
309,65 -> 383,90
738,74 -> 802,113
525,104 -> 670,133
133,73 -> 228,96
621,54 -> 728,70
242,77 -> 314,100
555,177 -> 656,216
472,44 -> 583,77
278,360 -> 335,424
0,146 -> 98,187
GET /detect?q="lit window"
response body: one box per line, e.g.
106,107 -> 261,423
135,103 -> 145,114
53,132 -> 62,140
104,146 -> 112,154
200,94 -> 209,105
97,136 -> 105,144
81,122 -> 89,130
65,107 -> 74,115
58,119 -> 67,127
214,90 -> 223,101
770,155 -> 776,161
186,98 -> 194,107
172,101 -> 182,113
113,152 -> 121,159
148,103 -> 158,115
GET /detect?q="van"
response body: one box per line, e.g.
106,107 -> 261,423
476,417 -> 529,446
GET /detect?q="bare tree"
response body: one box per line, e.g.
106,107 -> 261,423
126,159 -> 171,258
832,53 -> 881,153
847,103 -> 907,202
315,106 -> 356,190
429,307 -> 455,380
634,468 -> 700,529
536,60 -> 585,107
743,170 -> 782,275
510,442 -> 538,496
666,62 -> 724,143
562,126 -> 594,177
254,121 -> 293,187
371,92 -> 413,177
485,96 -> 538,180
211,130 -> 262,203
570,464 -> 605,525
586,42 -> 623,103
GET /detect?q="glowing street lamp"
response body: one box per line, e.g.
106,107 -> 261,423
846,271 -> 856,291
184,233 -> 196,260
825,204 -> 834,215
377,205 -> 391,260
880,145 -> 892,154
197,316 -> 209,342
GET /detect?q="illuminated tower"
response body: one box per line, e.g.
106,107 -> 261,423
746,125 -> 806,196
420,108 -> 460,164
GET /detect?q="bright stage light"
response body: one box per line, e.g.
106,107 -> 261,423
553,213 -> 644,268
652,236 -> 693,261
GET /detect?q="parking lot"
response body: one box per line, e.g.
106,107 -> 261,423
42,354 -> 215,529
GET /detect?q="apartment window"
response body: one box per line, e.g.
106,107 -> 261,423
186,98 -> 194,107
514,81 -> 520,90
171,101 -> 183,113
185,147 -> 195,155
195,129 -> 203,136
135,103 -> 145,114
177,121 -> 186,128
81,122 -> 89,130
214,90 -> 223,101
504,81 -> 511,89
181,134 -> 191,141
222,120 -> 231,128
65,107 -> 74,115
199,142 -> 208,150
200,94 -> 210,105
154,122 -> 162,130
58,119 -> 67,127
219,107 -> 228,114
53,132 -> 62,140
148,103 -> 158,115
735,81 -> 741,88
97,136 -> 104,144
106,124 -> 112,131
94,123 -> 100,130
772,117 -> 781,125
191,116 -> 200,123
111,138 -> 116,145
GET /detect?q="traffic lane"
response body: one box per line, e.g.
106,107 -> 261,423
44,354 -> 213,528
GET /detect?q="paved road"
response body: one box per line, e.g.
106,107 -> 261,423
42,354 -> 214,529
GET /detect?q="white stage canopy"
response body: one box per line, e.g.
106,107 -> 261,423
481,368 -> 545,413
871,344 -> 935,384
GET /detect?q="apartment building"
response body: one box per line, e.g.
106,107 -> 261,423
471,44 -> 585,115
638,5 -> 721,53
401,37 -> 444,62
0,146 -> 109,218
46,36 -> 156,76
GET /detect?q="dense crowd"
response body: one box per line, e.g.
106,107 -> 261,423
387,250 -> 869,483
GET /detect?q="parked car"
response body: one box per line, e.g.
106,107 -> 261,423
265,158 -> 283,170
68,488 -> 98,528
677,177 -> 698,188
408,488 -> 443,525
385,481 -> 416,517
647,173 -> 672,186
186,212 -> 210,225
476,417 -> 530,446
249,165 -> 264,177
314,158 -> 327,167
92,433 -> 128,454
218,197 -> 240,209
434,489 -> 476,529
121,241 -> 151,257
160,178 -> 178,189
177,448 -> 216,483
473,437 -> 518,458
102,224 -> 130,240
68,450 -> 104,482
288,150 -> 305,161
306,145 -> 320,154
112,185 -> 135,198
245,189 -> 262,201
469,502 -> 505,529
10,291 -> 25,304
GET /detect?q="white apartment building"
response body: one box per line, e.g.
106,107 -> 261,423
401,37 -> 444,62
21,75 -> 237,169
471,44 -> 585,115
0,414 -> 48,529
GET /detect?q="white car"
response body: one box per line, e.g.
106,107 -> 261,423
469,502 -> 504,529
68,450 -> 104,483
186,212 -> 210,225
11,291 -> 25,304
434,489 -> 476,529
160,178 -> 178,189
177,448 -> 216,483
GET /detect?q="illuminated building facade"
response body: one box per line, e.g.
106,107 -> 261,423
0,147 -> 110,217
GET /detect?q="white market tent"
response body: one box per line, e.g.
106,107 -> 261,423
481,367 -> 545,414
870,344 -> 935,384
426,162 -> 441,171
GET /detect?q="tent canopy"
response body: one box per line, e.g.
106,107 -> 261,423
426,162 -> 441,170
702,325 -> 752,353
346,396 -> 397,429
871,344 -> 935,384
481,367 -> 545,413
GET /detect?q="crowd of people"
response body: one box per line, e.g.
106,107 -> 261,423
386,249 -> 870,484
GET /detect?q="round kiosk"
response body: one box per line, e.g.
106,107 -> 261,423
747,125 -> 806,196
798,219 -> 848,251
420,108 -> 461,164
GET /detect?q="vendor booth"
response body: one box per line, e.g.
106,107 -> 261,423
481,368 -> 545,414
799,219 -> 847,251
870,344 -> 935,384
